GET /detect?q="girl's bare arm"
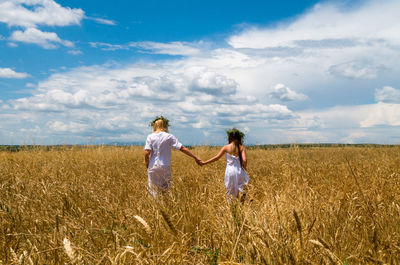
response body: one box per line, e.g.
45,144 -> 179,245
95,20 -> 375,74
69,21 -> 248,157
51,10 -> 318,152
203,146 -> 228,165
180,146 -> 201,163
241,145 -> 247,170
144,150 -> 151,169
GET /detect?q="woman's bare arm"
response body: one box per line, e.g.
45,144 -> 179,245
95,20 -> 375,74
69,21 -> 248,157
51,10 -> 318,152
144,150 -> 151,169
203,145 -> 228,165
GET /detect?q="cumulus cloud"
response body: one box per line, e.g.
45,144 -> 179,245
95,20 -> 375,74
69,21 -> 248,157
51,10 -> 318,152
298,103 -> 400,130
0,0 -> 84,28
375,86 -> 400,103
269,84 -> 308,101
0,0 -> 108,50
2,0 -> 400,144
360,102 -> 400,128
9,28 -> 74,49
48,121 -> 87,133
5,60 -> 296,143
189,70 -> 238,95
0,68 -> 29,79
0,0 -> 114,32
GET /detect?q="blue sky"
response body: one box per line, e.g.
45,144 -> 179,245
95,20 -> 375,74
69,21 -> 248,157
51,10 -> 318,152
1,0 -> 399,145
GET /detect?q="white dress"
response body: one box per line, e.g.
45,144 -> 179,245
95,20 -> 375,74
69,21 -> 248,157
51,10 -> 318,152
225,153 -> 249,197
144,132 -> 182,194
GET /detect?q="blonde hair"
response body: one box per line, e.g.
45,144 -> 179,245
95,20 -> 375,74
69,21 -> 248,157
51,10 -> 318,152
153,119 -> 169,133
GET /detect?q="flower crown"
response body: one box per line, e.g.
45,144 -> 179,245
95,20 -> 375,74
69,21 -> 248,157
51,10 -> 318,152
149,115 -> 170,127
226,128 -> 245,139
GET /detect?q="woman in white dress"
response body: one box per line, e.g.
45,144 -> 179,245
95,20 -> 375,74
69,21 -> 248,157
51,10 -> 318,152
144,116 -> 201,195
200,128 -> 249,198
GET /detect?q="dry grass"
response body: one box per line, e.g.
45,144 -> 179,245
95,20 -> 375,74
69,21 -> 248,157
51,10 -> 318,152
1,145 -> 400,264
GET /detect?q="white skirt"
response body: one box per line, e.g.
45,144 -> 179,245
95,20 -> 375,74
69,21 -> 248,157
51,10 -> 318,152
147,165 -> 172,195
224,166 -> 249,197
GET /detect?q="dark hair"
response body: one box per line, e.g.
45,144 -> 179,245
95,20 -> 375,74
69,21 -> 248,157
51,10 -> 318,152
226,128 -> 245,168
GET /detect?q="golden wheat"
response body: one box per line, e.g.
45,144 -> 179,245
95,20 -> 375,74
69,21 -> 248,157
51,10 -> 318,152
133,215 -> 152,235
0,145 -> 399,264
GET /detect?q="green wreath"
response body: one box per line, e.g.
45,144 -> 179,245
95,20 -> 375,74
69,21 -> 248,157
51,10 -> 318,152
226,128 -> 245,139
149,115 -> 170,127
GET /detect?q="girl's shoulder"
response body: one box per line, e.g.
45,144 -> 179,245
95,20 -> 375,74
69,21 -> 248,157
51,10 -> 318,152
223,144 -> 232,150
223,143 -> 234,153
147,132 -> 157,138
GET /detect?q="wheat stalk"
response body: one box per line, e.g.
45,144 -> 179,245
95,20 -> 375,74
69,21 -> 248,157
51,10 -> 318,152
133,215 -> 152,235
293,209 -> 303,248
63,237 -> 76,262
309,239 -> 341,264
159,209 -> 177,235
9,248 -> 20,265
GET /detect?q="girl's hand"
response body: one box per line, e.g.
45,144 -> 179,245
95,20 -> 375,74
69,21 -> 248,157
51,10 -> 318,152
195,158 -> 205,166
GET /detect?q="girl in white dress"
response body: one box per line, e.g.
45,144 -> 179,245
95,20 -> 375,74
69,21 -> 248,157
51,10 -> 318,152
144,116 -> 201,195
200,128 -> 249,198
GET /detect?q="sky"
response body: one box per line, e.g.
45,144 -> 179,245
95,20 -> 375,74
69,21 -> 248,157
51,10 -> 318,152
0,0 -> 399,145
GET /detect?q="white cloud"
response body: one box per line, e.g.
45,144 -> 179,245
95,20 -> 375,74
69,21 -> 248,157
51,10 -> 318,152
129,41 -> 203,56
228,0 -> 400,49
68,50 -> 83,55
0,0 -> 88,51
9,28 -> 74,49
25,83 -> 36,88
20,125 -> 41,133
86,17 -> 116,26
0,68 -> 29,79
90,41 -> 204,56
89,42 -> 129,51
328,61 -> 380,79
5,60 -> 296,143
7,42 -> 18,47
360,102 -> 400,128
2,0 -> 400,144
375,86 -> 400,103
0,0 -> 84,28
269,83 -> 308,101
189,70 -> 238,95
48,121 -> 87,133
341,131 -> 367,144
298,103 -> 400,129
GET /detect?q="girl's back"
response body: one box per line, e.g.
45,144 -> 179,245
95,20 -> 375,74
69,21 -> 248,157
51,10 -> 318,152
145,132 -> 182,167
224,143 -> 249,198
225,142 -> 244,157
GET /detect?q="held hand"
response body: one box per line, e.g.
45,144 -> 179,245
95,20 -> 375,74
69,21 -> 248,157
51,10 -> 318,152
195,158 -> 205,166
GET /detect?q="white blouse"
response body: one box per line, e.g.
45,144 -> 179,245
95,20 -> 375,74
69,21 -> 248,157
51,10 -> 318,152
144,132 -> 182,168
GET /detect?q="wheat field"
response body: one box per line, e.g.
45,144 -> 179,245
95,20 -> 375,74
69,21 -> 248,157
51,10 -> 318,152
0,145 -> 399,264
